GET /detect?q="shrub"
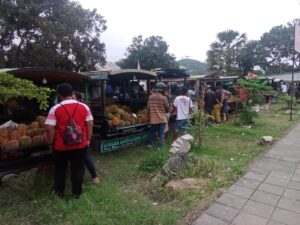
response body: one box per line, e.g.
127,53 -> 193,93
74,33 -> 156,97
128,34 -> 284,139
278,94 -> 296,108
239,107 -> 258,125
139,151 -> 168,172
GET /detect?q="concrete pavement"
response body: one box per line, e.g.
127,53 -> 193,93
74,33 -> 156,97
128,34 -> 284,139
193,122 -> 300,225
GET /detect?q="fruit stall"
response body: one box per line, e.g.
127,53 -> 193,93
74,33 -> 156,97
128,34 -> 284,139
0,68 -> 157,181
0,68 -> 93,182
83,69 -> 157,153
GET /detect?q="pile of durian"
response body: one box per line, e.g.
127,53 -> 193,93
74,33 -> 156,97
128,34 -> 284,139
104,105 -> 150,128
0,116 -> 48,153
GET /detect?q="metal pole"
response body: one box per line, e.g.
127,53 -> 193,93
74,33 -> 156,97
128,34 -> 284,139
290,23 -> 296,121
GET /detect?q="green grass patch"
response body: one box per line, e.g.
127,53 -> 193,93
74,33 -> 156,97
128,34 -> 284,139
0,103 -> 299,225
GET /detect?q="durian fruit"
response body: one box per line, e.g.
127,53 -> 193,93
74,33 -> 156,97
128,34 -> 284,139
117,108 -> 124,115
121,112 -> 131,121
121,105 -> 131,112
17,124 -> 28,136
119,120 -> 125,127
4,140 -> 19,152
114,113 -> 121,120
129,118 -> 135,125
0,127 -> 9,138
107,112 -> 114,120
19,135 -> 32,148
108,120 -> 113,129
36,116 -> 46,128
142,115 -> 150,123
0,137 -> 8,148
42,132 -> 48,143
32,135 -> 43,145
29,121 -> 39,130
28,128 -> 42,137
112,117 -> 120,126
104,107 -> 110,117
124,121 -> 130,126
135,118 -> 142,124
108,105 -> 119,114
10,130 -> 19,140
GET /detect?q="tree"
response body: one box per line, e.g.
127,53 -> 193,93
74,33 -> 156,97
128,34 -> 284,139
0,72 -> 53,110
237,40 -> 268,75
207,30 -> 247,76
0,0 -> 107,72
256,23 -> 300,74
117,35 -> 177,70
177,58 -> 207,75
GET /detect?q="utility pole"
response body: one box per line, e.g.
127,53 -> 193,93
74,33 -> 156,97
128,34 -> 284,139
183,56 -> 190,70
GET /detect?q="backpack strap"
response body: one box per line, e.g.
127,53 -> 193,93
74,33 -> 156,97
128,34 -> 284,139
71,103 -> 79,118
60,102 -> 79,119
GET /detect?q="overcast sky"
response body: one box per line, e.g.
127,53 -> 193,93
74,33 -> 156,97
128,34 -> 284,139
79,0 -> 300,63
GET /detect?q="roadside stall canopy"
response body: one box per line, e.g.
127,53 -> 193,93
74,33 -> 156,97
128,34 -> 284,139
196,74 -> 238,82
155,68 -> 190,79
0,67 -> 91,85
80,71 -> 109,81
266,72 -> 300,82
108,69 -> 157,80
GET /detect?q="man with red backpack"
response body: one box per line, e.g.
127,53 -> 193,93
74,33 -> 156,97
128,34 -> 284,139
45,83 -> 93,198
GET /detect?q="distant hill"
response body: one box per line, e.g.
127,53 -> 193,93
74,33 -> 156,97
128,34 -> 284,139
177,59 -> 207,75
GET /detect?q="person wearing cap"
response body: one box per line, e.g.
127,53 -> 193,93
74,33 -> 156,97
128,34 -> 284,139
45,83 -> 94,198
147,82 -> 169,150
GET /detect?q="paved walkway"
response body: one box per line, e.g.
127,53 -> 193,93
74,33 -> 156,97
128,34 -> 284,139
193,123 -> 300,225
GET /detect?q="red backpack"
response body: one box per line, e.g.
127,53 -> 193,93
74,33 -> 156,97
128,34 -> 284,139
60,103 -> 83,145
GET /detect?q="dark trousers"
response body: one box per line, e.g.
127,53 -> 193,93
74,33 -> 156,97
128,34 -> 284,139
148,123 -> 166,148
53,148 -> 87,197
85,153 -> 97,179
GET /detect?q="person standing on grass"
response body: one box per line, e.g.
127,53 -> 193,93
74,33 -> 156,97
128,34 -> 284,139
45,83 -> 94,198
204,87 -> 216,116
73,91 -> 99,185
173,87 -> 193,140
147,82 -> 169,151
217,86 -> 232,122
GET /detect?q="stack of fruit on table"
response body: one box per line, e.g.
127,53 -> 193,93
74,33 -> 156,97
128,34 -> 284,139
0,116 -> 48,159
104,105 -> 150,129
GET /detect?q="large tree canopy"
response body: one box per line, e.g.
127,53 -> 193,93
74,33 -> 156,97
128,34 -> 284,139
117,35 -> 177,70
0,0 -> 107,72
258,23 -> 296,74
207,30 -> 247,76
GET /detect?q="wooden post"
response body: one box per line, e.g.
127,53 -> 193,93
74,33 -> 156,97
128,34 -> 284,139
84,81 -> 89,102
198,98 -> 205,148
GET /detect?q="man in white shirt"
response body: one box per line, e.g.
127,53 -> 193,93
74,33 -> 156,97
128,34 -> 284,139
281,82 -> 288,94
173,88 -> 193,140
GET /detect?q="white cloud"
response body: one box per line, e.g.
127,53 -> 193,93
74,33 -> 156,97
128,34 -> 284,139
79,0 -> 300,63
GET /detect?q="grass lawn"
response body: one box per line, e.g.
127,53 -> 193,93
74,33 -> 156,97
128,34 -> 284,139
0,103 -> 299,225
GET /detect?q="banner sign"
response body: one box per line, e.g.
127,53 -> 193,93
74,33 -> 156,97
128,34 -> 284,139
295,24 -> 300,53
100,132 -> 149,153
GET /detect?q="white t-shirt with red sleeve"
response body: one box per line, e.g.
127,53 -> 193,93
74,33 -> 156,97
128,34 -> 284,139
45,99 -> 93,151
173,95 -> 193,120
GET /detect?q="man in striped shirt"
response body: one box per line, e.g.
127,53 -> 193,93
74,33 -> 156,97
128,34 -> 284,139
147,82 -> 169,150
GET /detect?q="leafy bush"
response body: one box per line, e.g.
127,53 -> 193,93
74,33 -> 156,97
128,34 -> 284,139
0,72 -> 53,110
278,94 -> 296,108
184,155 -> 217,178
239,107 -> 258,125
139,151 -> 168,172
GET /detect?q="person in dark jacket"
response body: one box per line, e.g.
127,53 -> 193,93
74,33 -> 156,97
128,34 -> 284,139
73,92 -> 99,185
204,87 -> 216,115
